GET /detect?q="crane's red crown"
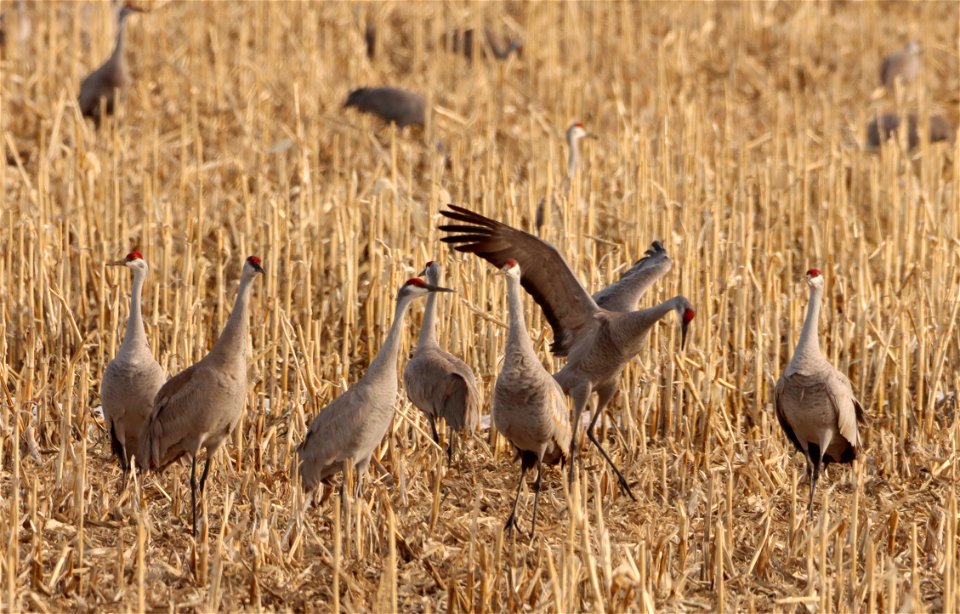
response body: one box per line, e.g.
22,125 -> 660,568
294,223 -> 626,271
425,260 -> 436,268
247,256 -> 262,267
806,268 -> 821,278
125,251 -> 143,261
574,122 -> 585,129
683,308 -> 696,322
405,277 -> 427,287
124,2 -> 140,9
504,258 -> 519,267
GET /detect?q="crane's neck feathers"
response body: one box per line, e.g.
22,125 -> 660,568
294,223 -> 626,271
119,267 -> 149,355
506,275 -> 535,354
794,283 -> 823,360
416,271 -> 441,348
208,273 -> 256,365
368,292 -> 416,377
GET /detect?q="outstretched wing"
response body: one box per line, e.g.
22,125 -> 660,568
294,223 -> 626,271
593,241 -> 673,312
439,204 -> 598,355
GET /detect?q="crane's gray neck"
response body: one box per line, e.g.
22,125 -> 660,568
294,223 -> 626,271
120,267 -> 149,353
619,296 -> 683,343
369,294 -> 415,377
209,273 -> 255,364
795,284 -> 823,358
417,272 -> 440,348
506,276 -> 535,353
566,135 -> 580,180
112,10 -> 129,59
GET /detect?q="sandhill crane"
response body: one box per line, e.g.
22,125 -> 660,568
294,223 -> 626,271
297,277 -> 453,500
439,205 -> 694,499
442,27 -> 522,61
138,256 -> 264,536
343,87 -> 425,128
100,251 -> 165,492
536,122 -> 596,231
494,259 -> 571,535
775,268 -> 865,516
880,41 -> 921,89
403,261 -> 482,464
866,113 -> 954,150
78,2 -> 145,128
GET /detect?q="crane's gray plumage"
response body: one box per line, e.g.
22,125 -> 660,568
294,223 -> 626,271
443,27 -> 522,61
343,86 -> 425,128
403,261 -> 481,464
536,122 -> 595,232
592,241 -> 672,312
775,268 -> 865,516
100,251 -> 164,492
78,2 -> 144,127
297,277 -> 453,496
494,259 -> 570,535
866,113 -> 954,150
439,205 -> 694,498
880,41 -> 921,89
137,256 -> 264,536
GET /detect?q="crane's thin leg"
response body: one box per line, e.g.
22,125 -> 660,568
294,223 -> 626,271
585,388 -> 637,501
110,422 -> 128,494
566,385 -> 591,485
807,444 -> 821,518
429,415 -> 440,446
198,455 -> 213,494
505,463 -> 528,534
530,457 -> 544,537
190,456 -> 199,538
447,431 -> 456,467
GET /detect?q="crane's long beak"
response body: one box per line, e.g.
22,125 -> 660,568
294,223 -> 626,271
680,320 -> 690,350
106,259 -> 127,267
426,284 -> 454,293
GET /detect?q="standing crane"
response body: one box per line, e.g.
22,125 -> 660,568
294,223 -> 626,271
536,122 -> 596,232
78,2 -> 145,128
342,87 -> 425,128
494,259 -> 570,535
297,277 -> 453,500
442,27 -> 522,62
440,205 -> 694,499
866,113 -> 954,150
138,256 -> 264,537
100,251 -> 165,492
880,41 -> 921,89
775,268 -> 865,516
403,261 -> 482,465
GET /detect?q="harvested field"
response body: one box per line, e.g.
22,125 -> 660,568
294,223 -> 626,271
1,1 -> 959,611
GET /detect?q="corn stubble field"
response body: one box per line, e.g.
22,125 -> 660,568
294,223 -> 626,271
1,1 -> 959,612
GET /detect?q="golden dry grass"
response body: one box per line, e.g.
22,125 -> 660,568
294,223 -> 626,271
1,1 -> 959,612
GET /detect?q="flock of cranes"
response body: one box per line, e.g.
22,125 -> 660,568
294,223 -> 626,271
76,4 -> 960,538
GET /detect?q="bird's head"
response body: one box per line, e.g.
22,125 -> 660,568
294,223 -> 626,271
501,257 -> 521,280
675,298 -> 695,350
244,255 -> 265,278
805,268 -> 823,289
419,260 -> 441,282
567,122 -> 595,143
120,2 -> 146,16
398,276 -> 453,300
343,88 -> 367,109
108,251 -> 148,273
905,41 -> 922,55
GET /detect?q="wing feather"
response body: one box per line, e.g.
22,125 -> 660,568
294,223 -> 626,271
593,241 -> 673,312
774,375 -> 805,455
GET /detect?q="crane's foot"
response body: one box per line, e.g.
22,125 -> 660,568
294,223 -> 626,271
616,473 -> 638,502
504,513 -> 520,535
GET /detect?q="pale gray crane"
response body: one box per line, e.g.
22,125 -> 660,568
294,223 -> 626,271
342,87 -> 425,128
536,122 -> 596,231
138,256 -> 264,536
880,41 -> 921,89
494,259 -> 571,535
440,205 -> 694,499
403,261 -> 482,464
297,277 -> 453,499
100,251 -> 165,492
442,27 -> 523,61
78,2 -> 145,127
775,268 -> 865,516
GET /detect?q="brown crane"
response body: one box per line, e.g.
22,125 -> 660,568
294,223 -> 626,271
439,205 -> 694,499
880,41 -> 921,89
775,268 -> 865,516
297,277 -> 453,500
403,261 -> 482,464
100,251 -> 165,492
866,113 -> 954,150
138,256 -> 264,536
494,259 -> 570,535
78,2 -> 145,128
343,87 -> 425,128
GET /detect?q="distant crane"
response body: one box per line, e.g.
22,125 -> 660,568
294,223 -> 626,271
403,261 -> 482,464
343,87 -> 425,128
775,268 -> 865,516
866,113 -> 954,150
440,205 -> 694,499
78,2 -> 145,128
297,277 -> 453,500
100,251 -> 165,492
493,259 -> 570,535
536,122 -> 596,231
880,41 -> 921,89
442,27 -> 522,61
138,256 -> 264,537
